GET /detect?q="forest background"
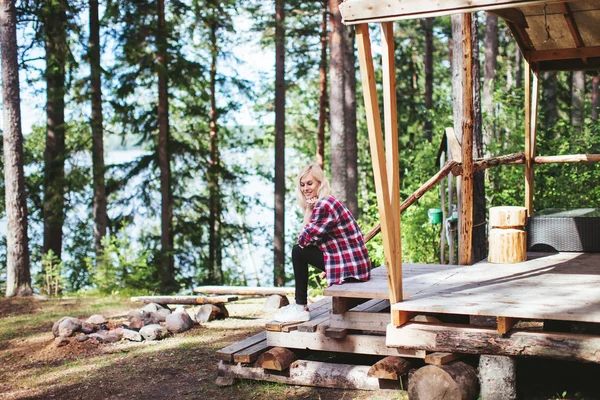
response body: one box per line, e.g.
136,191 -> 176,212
1,0 -> 599,298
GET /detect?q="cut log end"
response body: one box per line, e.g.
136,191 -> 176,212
489,206 -> 527,228
195,304 -> 228,323
408,362 -> 479,400
255,347 -> 297,371
367,356 -> 412,380
488,228 -> 526,263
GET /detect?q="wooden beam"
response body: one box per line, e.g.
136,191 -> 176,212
131,295 -> 237,305
381,21 -> 403,310
339,0 -> 574,25
459,13 -> 474,266
528,46 -> 600,63
524,62 -> 533,216
489,8 -> 528,28
561,2 -> 587,64
497,317 -> 519,334
531,72 -> 539,173
193,285 -> 294,296
356,23 -> 402,304
216,331 -> 267,362
424,352 -> 465,365
534,154 -> 600,163
386,323 -> 600,364
452,152 -> 526,175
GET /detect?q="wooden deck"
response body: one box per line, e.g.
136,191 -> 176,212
326,252 -> 600,325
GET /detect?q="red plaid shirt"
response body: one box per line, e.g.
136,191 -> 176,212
298,195 -> 371,286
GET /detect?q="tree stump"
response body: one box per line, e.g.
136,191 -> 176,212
196,304 -> 228,323
367,356 -> 411,380
263,295 -> 289,311
255,347 -> 296,371
408,361 -> 479,400
488,206 -> 527,263
478,355 -> 517,400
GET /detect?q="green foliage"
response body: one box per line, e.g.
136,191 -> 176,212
89,227 -> 155,295
36,250 -> 65,297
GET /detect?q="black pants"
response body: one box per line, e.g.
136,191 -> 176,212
292,244 -> 325,305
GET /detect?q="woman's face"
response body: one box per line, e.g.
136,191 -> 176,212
300,174 -> 320,200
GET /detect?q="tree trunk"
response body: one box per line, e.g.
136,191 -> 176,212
208,12 -> 223,284
157,0 -> 175,292
316,0 -> 328,169
273,0 -> 286,287
328,0 -> 347,207
451,14 -> 486,264
482,13 -> 498,154
515,48 -> 523,89
342,9 -> 358,218
422,18 -> 434,142
43,0 -> 67,262
542,71 -> 558,130
571,71 -> 585,132
592,74 -> 599,121
89,0 -> 107,266
1,0 -> 32,297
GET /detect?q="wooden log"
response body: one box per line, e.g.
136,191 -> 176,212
255,347 -> 296,371
130,295 -> 237,305
263,294 -> 289,311
459,12 -> 474,267
364,161 -> 458,243
289,360 -> 383,390
408,362 -> 479,400
424,352 -> 464,365
489,206 -> 527,228
193,285 -> 294,296
367,356 -> 412,380
478,355 -> 517,400
195,304 -> 228,323
488,228 -> 526,263
216,331 -> 267,362
534,154 -> 600,164
386,322 -> 600,363
452,152 -> 526,176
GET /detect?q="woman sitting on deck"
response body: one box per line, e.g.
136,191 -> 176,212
273,163 -> 371,323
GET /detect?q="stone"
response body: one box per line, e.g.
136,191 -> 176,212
80,322 -> 95,334
166,311 -> 194,333
105,331 -> 122,343
55,336 -> 70,348
121,329 -> 143,342
128,310 -> 159,330
88,330 -> 110,343
153,308 -> 171,323
52,317 -> 82,338
86,314 -> 108,325
76,335 -> 89,342
139,324 -> 169,341
141,303 -> 161,313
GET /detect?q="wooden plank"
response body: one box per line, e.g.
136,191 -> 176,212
497,317 -> 519,334
524,61 -> 533,215
233,340 -> 271,363
329,312 -> 390,332
298,314 -> 330,333
535,154 -> 600,163
339,0 -> 574,24
216,331 -> 267,362
386,323 -> 600,364
528,46 -> 600,62
352,299 -> 390,313
130,295 -> 237,305
332,297 -> 368,314
490,8 -> 528,27
324,327 -> 348,339
356,23 -> 402,305
425,352 -> 465,365
561,2 -> 587,63
382,21 -> 403,312
266,330 -> 426,359
459,13 -> 474,266
193,285 -> 294,296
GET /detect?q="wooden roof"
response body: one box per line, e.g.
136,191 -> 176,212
340,0 -> 600,71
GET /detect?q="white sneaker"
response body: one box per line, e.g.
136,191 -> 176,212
273,304 -> 310,323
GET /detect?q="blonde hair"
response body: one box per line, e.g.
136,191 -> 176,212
296,163 -> 331,212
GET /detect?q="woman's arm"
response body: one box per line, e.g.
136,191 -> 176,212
298,200 -> 336,247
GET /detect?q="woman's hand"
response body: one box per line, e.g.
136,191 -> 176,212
306,197 -> 318,206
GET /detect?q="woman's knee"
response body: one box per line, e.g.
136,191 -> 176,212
292,244 -> 302,260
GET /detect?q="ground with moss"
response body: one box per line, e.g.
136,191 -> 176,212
0,296 -> 598,400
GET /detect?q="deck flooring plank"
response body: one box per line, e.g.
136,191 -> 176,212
217,331 -> 267,361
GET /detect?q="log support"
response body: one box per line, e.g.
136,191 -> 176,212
497,317 -> 519,335
478,355 -> 517,400
255,347 -> 297,371
408,362 -> 479,400
368,356 -> 412,380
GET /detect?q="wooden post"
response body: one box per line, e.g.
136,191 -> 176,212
459,13 -> 474,266
524,61 -> 533,215
447,134 -> 455,265
440,148 -> 446,264
356,23 -> 402,304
